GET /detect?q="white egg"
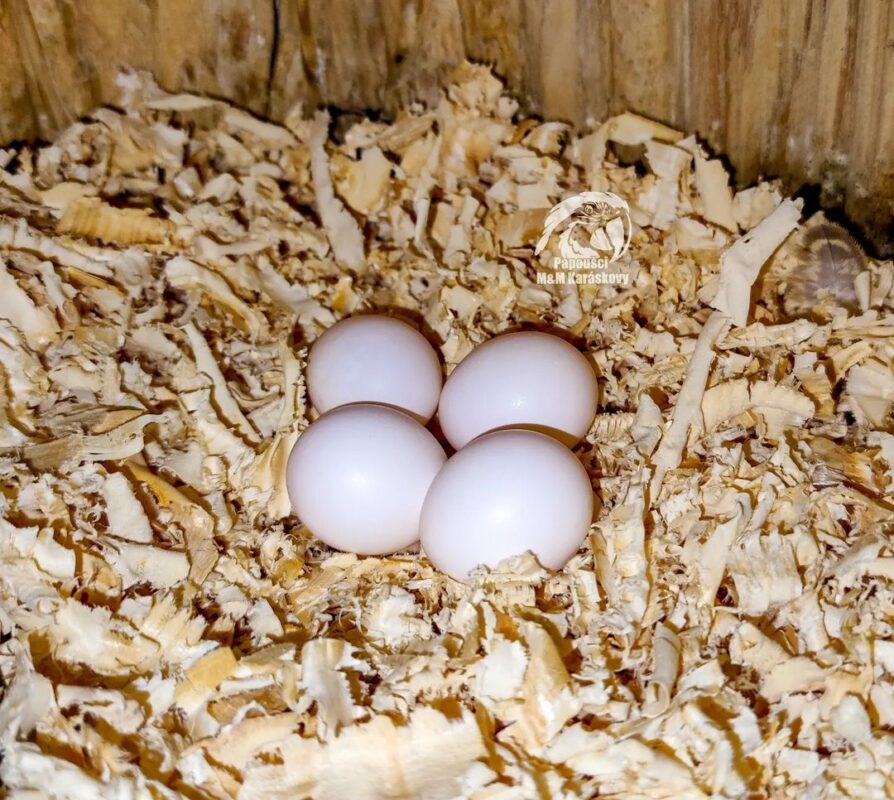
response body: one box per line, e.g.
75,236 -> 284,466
286,404 -> 446,555
437,331 -> 598,449
307,315 -> 442,422
420,430 -> 593,580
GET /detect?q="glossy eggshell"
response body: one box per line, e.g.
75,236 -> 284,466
437,331 -> 598,448
307,315 -> 442,422
286,403 -> 446,554
420,429 -> 594,580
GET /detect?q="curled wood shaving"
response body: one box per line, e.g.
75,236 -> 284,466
502,620 -> 581,753
703,379 -> 815,439
845,358 -> 894,426
652,310 -> 731,487
102,537 -> 186,589
24,413 -> 162,470
592,481 -> 649,627
309,111 -> 365,272
643,623 -> 681,717
183,321 -> 260,443
239,707 -> 487,800
710,199 -> 802,326
165,256 -> 266,338
102,471 -> 154,543
693,153 -> 737,233
0,259 -> 59,348
127,463 -> 218,583
0,216 -> 114,278
58,197 -> 175,244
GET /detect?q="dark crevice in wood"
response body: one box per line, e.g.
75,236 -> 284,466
264,0 -> 281,119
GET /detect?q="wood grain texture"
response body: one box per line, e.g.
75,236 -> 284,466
1,0 -> 274,137
0,0 -> 891,253
0,2 -> 39,142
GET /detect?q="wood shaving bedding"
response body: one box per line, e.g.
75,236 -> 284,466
0,63 -> 893,798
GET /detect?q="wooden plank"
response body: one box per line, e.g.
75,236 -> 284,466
150,0 -> 274,114
267,0 -> 319,119
4,0 -> 89,136
845,0 -> 894,255
0,1 -> 38,142
607,0 -> 685,123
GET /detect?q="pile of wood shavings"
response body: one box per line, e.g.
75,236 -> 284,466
1,62 -> 894,799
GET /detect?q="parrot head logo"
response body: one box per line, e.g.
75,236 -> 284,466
535,192 -> 632,263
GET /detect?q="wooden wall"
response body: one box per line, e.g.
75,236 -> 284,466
1,0 -> 892,255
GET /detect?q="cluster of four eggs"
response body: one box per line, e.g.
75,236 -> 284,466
286,316 -> 598,581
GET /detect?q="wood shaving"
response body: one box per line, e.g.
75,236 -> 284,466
1,63 -> 893,798
710,198 -> 802,326
58,197 -> 175,245
308,111 -> 366,273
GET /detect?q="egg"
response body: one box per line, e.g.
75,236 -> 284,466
286,404 -> 446,554
437,331 -> 598,449
307,315 -> 442,422
420,429 -> 593,580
